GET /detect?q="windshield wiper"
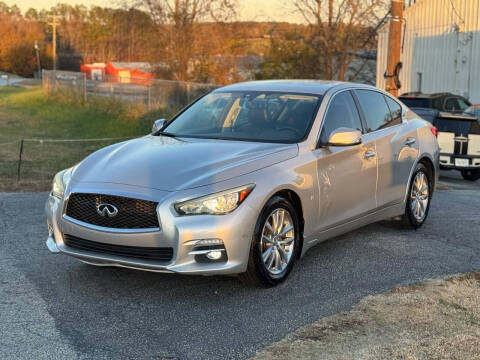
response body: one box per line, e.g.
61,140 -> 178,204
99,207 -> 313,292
157,131 -> 177,138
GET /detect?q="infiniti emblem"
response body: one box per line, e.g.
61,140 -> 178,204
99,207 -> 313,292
96,203 -> 119,217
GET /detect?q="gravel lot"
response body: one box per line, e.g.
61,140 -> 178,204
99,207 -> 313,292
1,171 -> 479,360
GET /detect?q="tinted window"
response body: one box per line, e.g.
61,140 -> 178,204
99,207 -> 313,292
399,98 -> 431,108
355,90 -> 392,132
434,118 -> 473,134
444,98 -> 460,111
320,91 -> 362,144
163,91 -> 321,143
385,96 -> 403,125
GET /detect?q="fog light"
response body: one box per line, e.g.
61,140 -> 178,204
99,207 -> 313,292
206,251 -> 223,260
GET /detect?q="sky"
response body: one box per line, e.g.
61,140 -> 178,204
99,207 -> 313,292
4,0 -> 306,23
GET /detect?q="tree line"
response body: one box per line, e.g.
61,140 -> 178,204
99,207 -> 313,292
0,0 -> 388,84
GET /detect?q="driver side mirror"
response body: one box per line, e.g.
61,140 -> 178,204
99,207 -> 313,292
152,118 -> 167,134
327,128 -> 362,146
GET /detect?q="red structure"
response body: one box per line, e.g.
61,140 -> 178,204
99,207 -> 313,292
81,62 -> 155,84
80,63 -> 106,81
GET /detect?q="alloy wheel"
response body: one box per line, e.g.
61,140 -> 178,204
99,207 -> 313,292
410,171 -> 429,222
260,208 -> 295,275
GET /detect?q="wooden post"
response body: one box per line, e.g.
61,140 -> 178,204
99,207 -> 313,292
17,139 -> 24,182
386,0 -> 403,97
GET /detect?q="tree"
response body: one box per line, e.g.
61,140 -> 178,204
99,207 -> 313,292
139,0 -> 237,81
292,0 -> 388,80
0,10 -> 46,76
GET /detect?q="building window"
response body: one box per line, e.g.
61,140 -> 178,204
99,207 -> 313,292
417,72 -> 422,92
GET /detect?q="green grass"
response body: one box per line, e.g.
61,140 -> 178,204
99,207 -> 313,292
0,86 -> 174,191
0,86 -> 151,141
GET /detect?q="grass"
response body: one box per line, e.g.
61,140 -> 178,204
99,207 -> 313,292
253,272 -> 480,360
0,86 -> 174,191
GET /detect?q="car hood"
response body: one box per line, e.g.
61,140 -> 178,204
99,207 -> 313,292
72,135 -> 298,191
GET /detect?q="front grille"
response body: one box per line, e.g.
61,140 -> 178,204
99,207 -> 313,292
63,234 -> 173,262
65,193 -> 159,229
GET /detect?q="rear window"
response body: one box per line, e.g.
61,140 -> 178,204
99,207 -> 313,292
400,98 -> 432,108
434,118 -> 480,135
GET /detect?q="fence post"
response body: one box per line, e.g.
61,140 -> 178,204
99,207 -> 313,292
17,138 -> 24,182
186,83 -> 191,105
148,83 -> 152,111
83,72 -> 87,103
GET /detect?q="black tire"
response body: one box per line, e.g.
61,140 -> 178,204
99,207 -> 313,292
461,169 -> 480,181
402,163 -> 432,229
238,196 -> 300,287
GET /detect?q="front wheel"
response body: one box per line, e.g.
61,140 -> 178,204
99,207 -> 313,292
461,169 -> 480,181
402,163 -> 432,229
238,196 -> 300,286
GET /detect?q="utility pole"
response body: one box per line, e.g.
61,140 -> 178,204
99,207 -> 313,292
34,41 -> 41,78
49,13 -> 58,71
385,0 -> 403,97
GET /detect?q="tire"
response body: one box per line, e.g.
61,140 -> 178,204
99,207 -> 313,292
238,196 -> 300,287
461,169 -> 480,181
402,163 -> 432,229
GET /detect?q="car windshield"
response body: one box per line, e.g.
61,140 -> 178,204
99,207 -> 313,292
434,118 -> 480,135
162,91 -> 322,143
400,98 -> 431,108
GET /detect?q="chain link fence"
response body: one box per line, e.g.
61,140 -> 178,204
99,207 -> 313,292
42,70 -> 217,112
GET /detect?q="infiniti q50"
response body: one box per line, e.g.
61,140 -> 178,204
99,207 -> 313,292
45,81 -> 439,286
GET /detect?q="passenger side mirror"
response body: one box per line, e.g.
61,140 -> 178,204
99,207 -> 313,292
152,118 -> 167,134
327,128 -> 362,146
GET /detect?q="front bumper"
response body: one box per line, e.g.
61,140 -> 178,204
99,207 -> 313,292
45,187 -> 258,275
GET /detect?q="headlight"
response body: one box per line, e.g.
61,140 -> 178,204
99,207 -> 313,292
51,166 -> 76,198
174,184 -> 255,215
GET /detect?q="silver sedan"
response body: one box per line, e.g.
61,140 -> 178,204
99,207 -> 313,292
45,80 -> 439,286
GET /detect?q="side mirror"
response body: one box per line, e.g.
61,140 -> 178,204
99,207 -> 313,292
152,118 -> 167,134
327,128 -> 362,146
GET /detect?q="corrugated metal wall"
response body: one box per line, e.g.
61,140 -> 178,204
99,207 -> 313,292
377,0 -> 480,103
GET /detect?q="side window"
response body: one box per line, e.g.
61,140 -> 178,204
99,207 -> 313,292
457,98 -> 470,111
320,91 -> 363,144
354,90 -> 393,132
445,98 -> 460,111
385,96 -> 403,126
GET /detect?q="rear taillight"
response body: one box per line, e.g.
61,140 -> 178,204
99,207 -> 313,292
430,126 -> 438,138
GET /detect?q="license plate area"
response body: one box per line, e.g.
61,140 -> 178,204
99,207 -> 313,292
455,158 -> 469,167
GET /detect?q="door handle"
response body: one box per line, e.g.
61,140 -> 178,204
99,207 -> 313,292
364,151 -> 376,159
405,138 -> 416,146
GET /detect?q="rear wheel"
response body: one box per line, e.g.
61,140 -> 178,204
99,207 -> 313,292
238,196 -> 300,286
461,169 -> 480,181
402,163 -> 432,229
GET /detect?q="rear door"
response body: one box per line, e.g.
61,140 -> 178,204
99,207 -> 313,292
354,90 -> 419,208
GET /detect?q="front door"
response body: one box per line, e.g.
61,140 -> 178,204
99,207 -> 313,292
313,90 -> 377,231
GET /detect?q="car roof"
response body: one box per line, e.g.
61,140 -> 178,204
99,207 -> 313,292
399,92 -> 463,99
213,80 -> 353,96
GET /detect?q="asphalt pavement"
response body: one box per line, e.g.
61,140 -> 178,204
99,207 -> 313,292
1,171 -> 479,359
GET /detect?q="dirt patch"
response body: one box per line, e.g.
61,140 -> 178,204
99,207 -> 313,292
253,272 -> 480,360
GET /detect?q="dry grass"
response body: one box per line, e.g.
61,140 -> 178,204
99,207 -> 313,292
254,272 -> 480,360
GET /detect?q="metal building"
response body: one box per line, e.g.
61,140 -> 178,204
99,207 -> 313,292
377,0 -> 480,103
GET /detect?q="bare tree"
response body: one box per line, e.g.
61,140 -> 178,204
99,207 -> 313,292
139,0 -> 236,81
292,0 -> 388,80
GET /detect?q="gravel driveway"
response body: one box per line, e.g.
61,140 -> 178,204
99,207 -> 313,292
1,171 -> 479,360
